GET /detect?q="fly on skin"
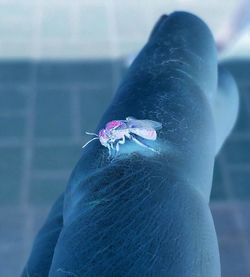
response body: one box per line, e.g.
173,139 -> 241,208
82,116 -> 162,157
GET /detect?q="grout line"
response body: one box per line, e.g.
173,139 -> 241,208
21,0 -> 43,267
0,82 -> 113,91
0,137 -> 83,147
0,110 -> 27,117
0,84 -> 31,90
0,138 -> 24,146
19,62 -> 37,271
20,69 -> 36,208
20,0 -> 43,208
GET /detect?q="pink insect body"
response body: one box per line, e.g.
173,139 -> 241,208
98,129 -> 109,147
105,120 -> 123,130
82,117 -> 162,156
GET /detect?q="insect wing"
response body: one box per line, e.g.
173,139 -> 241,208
140,120 -> 162,130
126,117 -> 162,130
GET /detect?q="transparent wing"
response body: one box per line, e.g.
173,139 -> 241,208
126,117 -> 162,130
140,120 -> 162,130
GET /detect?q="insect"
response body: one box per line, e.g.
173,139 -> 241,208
82,116 -> 162,156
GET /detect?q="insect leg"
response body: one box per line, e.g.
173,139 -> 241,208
109,142 -> 119,157
130,135 -> 159,153
115,142 -> 119,152
107,144 -> 112,157
120,135 -> 126,145
125,133 -> 132,140
115,135 -> 126,152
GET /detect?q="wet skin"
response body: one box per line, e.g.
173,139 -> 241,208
22,12 -> 239,277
